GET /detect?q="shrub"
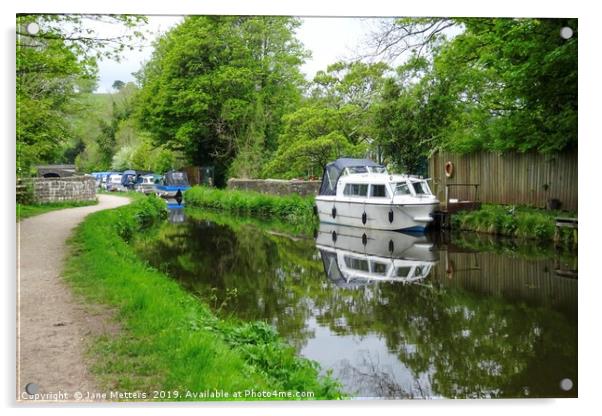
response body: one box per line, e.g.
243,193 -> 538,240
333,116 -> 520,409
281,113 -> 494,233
453,204 -> 574,244
185,186 -> 316,229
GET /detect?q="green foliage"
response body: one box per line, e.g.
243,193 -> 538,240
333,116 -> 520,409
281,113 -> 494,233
16,15 -> 148,176
373,18 -> 577,157
452,204 -> 575,245
185,186 -> 316,228
113,195 -> 167,241
263,61 -> 389,178
136,16 -> 307,185
264,131 -> 364,179
64,197 -> 343,399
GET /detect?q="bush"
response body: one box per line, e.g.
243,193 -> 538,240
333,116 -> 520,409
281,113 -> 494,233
113,194 -> 167,241
185,186 -> 316,229
453,204 -> 572,243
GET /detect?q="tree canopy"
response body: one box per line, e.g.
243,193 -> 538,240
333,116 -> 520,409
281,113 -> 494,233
16,14 -> 147,175
136,16 -> 308,185
371,18 -> 578,160
17,16 -> 578,180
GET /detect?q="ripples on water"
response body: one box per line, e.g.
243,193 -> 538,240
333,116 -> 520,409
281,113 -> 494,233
135,208 -> 577,399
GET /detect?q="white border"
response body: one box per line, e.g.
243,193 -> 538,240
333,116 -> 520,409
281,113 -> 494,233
4,1 -> 600,415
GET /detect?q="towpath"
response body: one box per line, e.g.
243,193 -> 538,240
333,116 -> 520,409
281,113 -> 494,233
17,194 -> 130,401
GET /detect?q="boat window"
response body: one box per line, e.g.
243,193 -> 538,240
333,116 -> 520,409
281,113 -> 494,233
396,266 -> 413,278
371,262 -> 389,275
411,181 -> 431,195
414,265 -> 427,277
167,172 -> 189,186
395,182 -> 412,196
344,256 -> 369,272
348,166 -> 368,174
368,166 -> 387,174
370,184 -> 388,198
343,183 -> 368,197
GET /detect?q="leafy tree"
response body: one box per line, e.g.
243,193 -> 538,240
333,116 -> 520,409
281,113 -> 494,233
16,14 -> 148,176
136,16 -> 307,185
369,18 -> 577,156
112,80 -> 126,91
264,61 -> 389,178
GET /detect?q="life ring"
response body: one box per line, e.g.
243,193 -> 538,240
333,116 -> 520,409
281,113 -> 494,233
444,161 -> 454,178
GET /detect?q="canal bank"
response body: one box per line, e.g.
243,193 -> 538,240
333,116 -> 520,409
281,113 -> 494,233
63,196 -> 342,400
185,186 -> 577,246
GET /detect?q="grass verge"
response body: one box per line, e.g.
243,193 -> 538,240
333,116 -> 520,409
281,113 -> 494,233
451,204 -> 577,247
17,200 -> 98,221
185,186 -> 316,229
64,195 -> 342,401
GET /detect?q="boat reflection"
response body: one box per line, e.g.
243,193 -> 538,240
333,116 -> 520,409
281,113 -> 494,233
166,202 -> 186,223
316,224 -> 439,287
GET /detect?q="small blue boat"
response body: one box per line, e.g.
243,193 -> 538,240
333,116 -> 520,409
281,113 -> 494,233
155,171 -> 191,200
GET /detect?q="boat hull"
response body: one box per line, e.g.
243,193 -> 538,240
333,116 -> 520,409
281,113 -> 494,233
155,185 -> 191,198
315,198 -> 438,232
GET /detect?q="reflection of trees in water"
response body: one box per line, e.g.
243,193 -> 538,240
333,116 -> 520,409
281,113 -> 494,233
336,351 -> 431,399
135,218 -> 320,350
135,215 -> 577,398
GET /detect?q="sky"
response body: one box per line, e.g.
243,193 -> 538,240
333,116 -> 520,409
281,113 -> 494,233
94,16 -> 383,93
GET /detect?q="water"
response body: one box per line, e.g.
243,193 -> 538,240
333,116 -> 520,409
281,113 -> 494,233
135,208 -> 577,399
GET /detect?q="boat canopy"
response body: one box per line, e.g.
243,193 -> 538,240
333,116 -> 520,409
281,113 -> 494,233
164,171 -> 190,187
318,158 -> 382,196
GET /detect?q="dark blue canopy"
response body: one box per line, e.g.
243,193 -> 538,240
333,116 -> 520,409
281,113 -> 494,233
164,171 -> 190,187
318,158 -> 382,196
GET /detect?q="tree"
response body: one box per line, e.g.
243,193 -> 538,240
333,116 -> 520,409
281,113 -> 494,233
112,80 -> 125,91
16,14 -> 148,175
263,61 -> 389,179
368,18 -> 578,156
136,16 -> 308,185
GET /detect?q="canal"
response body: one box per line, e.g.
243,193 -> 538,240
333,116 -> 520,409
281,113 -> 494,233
134,207 -> 577,399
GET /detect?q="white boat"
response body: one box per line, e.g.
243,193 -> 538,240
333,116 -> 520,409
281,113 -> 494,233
315,158 -> 439,232
315,223 -> 439,287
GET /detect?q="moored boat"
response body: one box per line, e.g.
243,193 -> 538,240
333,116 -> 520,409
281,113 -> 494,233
155,171 -> 191,199
315,158 -> 439,232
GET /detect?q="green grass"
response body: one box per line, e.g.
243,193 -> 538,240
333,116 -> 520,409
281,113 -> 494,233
185,186 -> 317,229
452,204 -> 577,247
17,200 -> 98,221
64,195 -> 342,401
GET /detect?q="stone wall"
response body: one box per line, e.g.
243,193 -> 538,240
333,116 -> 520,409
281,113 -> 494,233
227,178 -> 321,197
29,176 -> 96,203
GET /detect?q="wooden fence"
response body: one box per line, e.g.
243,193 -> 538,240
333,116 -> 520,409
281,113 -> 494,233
428,150 -> 578,211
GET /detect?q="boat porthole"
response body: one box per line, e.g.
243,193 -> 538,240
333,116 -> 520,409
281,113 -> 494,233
332,206 -> 337,219
362,233 -> 367,246
388,240 -> 394,253
362,212 -> 367,225
388,210 -> 394,223
332,231 -> 337,242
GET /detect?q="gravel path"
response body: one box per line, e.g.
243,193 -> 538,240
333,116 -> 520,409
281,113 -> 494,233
17,194 -> 130,401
